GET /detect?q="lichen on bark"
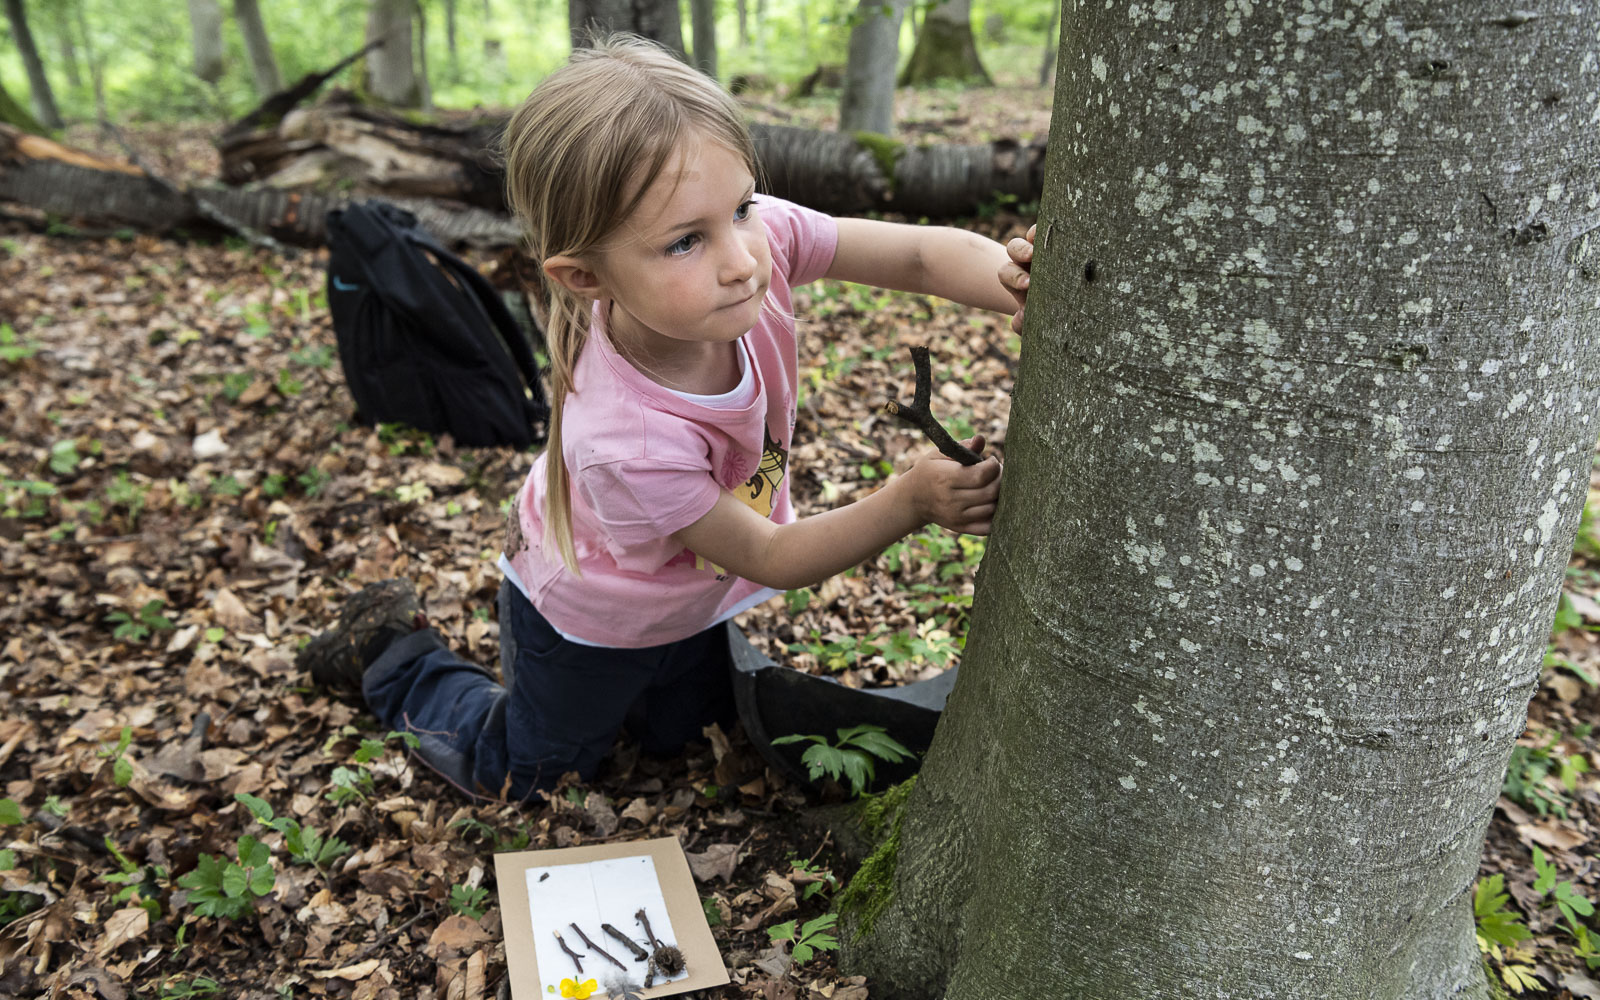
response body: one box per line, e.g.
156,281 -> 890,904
834,776 -> 916,940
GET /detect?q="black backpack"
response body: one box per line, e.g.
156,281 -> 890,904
325,201 -> 549,448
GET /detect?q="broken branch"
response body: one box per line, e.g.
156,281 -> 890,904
569,923 -> 626,970
883,346 -> 982,466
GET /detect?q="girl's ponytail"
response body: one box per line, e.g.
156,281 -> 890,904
539,291 -> 587,574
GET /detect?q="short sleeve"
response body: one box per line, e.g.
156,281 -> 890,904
757,195 -> 839,288
574,460 -> 721,550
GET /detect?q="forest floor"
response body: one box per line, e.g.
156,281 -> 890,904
2,82 -> 1600,1000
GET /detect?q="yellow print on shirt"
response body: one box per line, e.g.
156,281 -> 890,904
692,426 -> 789,575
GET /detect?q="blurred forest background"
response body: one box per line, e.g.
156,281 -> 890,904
0,0 -> 1062,126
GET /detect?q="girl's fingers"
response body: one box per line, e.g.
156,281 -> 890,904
1011,307 -> 1025,333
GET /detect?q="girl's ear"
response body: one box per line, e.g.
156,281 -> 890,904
543,254 -> 605,299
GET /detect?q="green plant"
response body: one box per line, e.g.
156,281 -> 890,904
449,882 -> 490,919
96,727 -> 136,786
771,725 -> 913,797
1532,847 -> 1600,968
221,371 -> 253,402
102,835 -> 167,920
291,343 -> 335,369
261,473 -> 288,498
175,835 -> 276,921
788,857 -> 840,901
1502,732 -> 1589,819
158,978 -> 222,999
0,847 -> 42,928
0,323 -> 39,362
449,815 -> 532,852
1,478 -> 56,519
48,439 -> 83,476
236,793 -> 350,873
297,467 -> 331,498
0,799 -> 21,825
105,472 -> 148,528
276,368 -> 303,397
1576,501 -> 1600,562
1545,642 -> 1597,687
323,729 -> 419,806
766,913 -> 839,963
106,599 -> 176,644
210,474 -> 244,498
1552,592 -> 1588,636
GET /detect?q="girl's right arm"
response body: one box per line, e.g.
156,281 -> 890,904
671,439 -> 1001,592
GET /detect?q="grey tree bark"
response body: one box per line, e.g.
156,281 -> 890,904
897,0 -> 988,86
842,3 -> 1600,999
734,0 -> 745,46
366,0 -> 420,106
838,0 -> 907,136
415,0 -> 434,109
51,1 -> 82,90
689,0 -> 716,79
444,0 -> 457,72
3,0 -> 62,130
567,0 -> 684,59
188,0 -> 226,84
233,0 -> 283,95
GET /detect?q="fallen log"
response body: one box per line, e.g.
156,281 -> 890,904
217,96 -> 1047,219
0,124 -> 522,248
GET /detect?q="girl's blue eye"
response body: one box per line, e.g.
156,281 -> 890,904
667,234 -> 698,256
734,200 -> 754,221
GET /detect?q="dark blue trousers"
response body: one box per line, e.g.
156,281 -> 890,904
362,579 -> 736,800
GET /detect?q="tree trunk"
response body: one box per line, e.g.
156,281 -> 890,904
367,0 -> 420,106
3,0 -> 63,130
897,0 -> 988,86
842,3 -> 1600,999
567,0 -> 684,60
51,1 -> 82,90
0,77 -> 46,134
444,0 -> 458,73
233,0 -> 284,95
1036,1 -> 1058,87
734,0 -> 745,46
415,0 -> 434,109
689,0 -> 716,79
188,0 -> 226,85
70,1 -> 104,121
838,0 -> 906,136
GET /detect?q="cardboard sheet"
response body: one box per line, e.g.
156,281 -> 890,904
495,838 -> 729,999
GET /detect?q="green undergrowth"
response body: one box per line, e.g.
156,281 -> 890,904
834,775 -> 916,941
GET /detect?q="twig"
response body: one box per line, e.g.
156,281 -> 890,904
348,902 -> 438,963
635,908 -> 662,950
554,929 -> 585,974
603,923 -> 649,961
570,923 -> 626,970
883,346 -> 981,466
97,118 -> 297,257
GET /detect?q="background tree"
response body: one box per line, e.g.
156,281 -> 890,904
189,0 -> 226,85
50,1 -> 82,91
838,0 -> 907,136
689,0 -> 716,79
567,0 -> 685,59
0,73 -> 45,132
366,0 -> 421,106
897,0 -> 988,86
841,2 -> 1599,998
3,0 -> 63,129
234,0 -> 284,95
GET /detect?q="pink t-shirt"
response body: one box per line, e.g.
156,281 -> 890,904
501,195 -> 839,648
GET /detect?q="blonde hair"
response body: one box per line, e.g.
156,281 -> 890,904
502,34 -> 759,573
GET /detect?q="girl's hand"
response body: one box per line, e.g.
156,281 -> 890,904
903,435 -> 1003,535
999,224 -> 1035,333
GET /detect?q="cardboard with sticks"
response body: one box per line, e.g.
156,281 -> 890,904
494,837 -> 730,999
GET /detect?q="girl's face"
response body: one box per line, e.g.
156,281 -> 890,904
592,139 -> 772,355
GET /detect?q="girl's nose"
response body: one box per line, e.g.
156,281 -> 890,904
722,232 -> 759,284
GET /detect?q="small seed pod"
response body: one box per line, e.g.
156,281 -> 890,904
652,944 -> 685,977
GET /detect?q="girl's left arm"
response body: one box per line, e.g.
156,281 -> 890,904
824,217 -> 1025,318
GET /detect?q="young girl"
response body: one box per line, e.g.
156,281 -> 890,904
298,35 -> 1036,801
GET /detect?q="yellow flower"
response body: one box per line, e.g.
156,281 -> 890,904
559,978 -> 598,999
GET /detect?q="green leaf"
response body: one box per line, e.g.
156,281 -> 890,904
799,743 -> 845,783
236,793 -> 274,824
766,919 -> 796,942
249,863 -> 276,896
238,835 -> 270,870
113,758 -> 133,788
0,799 -> 23,825
838,750 -> 874,796
0,849 -> 15,869
792,941 -> 815,963
1533,847 -> 1556,895
220,863 -> 249,899
771,734 -> 824,748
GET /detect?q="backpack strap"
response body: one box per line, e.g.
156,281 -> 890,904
427,245 -> 545,408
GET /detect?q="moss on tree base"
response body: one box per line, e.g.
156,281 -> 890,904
834,776 -> 916,940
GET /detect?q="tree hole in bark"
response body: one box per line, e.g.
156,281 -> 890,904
1422,58 -> 1452,78
1506,221 -> 1549,246
1383,342 -> 1428,370
1083,259 -> 1098,283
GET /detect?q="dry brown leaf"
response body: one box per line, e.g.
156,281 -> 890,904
312,958 -> 381,981
212,588 -> 256,631
1516,820 -> 1588,852
94,906 -> 149,957
427,913 -> 492,958
686,843 -> 741,883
